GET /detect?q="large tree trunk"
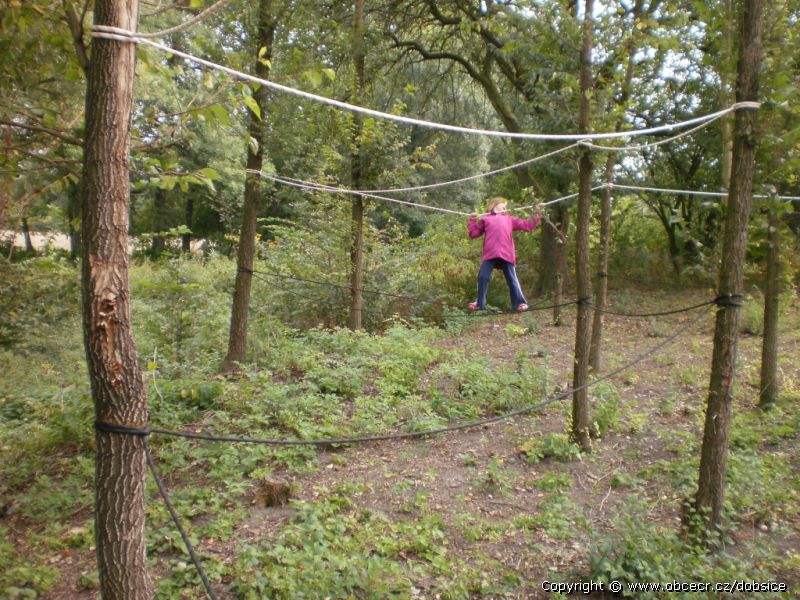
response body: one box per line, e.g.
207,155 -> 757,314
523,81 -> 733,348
82,1 -> 153,596
758,206 -> 780,408
571,0 -> 594,452
221,0 -> 275,373
693,0 -> 763,540
349,0 -> 366,331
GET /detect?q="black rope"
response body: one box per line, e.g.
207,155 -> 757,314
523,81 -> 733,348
144,441 -> 219,600
242,266 -> 423,302
585,298 -> 717,317
95,421 -> 151,436
147,306 -> 711,447
596,271 -> 608,278
576,295 -> 593,305
248,267 -> 579,321
713,293 -> 743,308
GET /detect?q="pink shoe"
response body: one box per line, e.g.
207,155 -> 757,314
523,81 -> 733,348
468,301 -> 479,311
517,303 -> 529,312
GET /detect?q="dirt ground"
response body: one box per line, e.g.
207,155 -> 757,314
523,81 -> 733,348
36,289 -> 800,598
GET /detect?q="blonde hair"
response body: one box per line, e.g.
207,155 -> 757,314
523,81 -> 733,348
486,197 -> 509,213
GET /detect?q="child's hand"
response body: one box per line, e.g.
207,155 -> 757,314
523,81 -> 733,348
469,212 -> 480,221
534,203 -> 547,213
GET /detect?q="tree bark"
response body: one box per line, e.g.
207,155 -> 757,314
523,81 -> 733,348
21,217 -> 35,253
182,195 -> 194,253
67,180 -> 82,261
693,0 -> 763,540
571,0 -> 594,452
589,19 -> 638,372
536,203 -> 569,297
151,187 -> 166,257
221,0 -> 275,373
349,0 -> 366,331
758,206 -> 780,408
82,0 -> 153,597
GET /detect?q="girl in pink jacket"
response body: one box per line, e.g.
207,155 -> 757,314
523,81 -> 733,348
467,197 -> 541,311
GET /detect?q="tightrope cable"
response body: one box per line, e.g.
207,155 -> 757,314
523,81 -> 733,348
585,298 -> 718,318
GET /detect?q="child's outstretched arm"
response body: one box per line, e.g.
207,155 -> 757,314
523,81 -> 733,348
511,213 -> 541,232
467,214 -> 485,238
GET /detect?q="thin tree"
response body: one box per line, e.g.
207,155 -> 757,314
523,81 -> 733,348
758,203 -> 781,408
571,0 -> 595,452
589,0 -> 650,372
349,0 -> 366,330
82,0 -> 152,595
221,0 -> 276,373
693,0 -> 764,540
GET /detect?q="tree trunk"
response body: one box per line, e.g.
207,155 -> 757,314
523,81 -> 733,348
151,187 -> 166,257
349,0 -> 366,331
221,0 -> 275,373
589,159 -> 613,372
182,195 -> 193,253
536,203 -> 569,296
571,0 -> 594,452
589,20 -> 638,372
21,217 -> 35,253
758,206 -> 780,408
82,1 -> 153,597
719,0 -> 736,197
693,0 -> 764,541
67,180 -> 81,261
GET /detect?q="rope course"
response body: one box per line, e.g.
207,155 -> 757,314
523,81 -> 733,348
98,305 -> 713,599
91,25 -> 758,142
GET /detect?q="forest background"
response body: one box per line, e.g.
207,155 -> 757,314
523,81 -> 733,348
1,0 -> 799,597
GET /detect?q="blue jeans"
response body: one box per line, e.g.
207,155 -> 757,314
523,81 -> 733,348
475,259 -> 527,309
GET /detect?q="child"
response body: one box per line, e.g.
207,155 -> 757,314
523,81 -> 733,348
467,197 -> 541,311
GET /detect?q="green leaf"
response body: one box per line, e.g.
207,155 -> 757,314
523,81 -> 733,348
198,167 -> 220,180
322,68 -> 336,82
248,136 -> 259,155
243,95 -> 262,120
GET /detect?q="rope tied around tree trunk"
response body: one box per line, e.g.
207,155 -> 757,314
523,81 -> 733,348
94,421 -> 151,436
713,293 -> 744,308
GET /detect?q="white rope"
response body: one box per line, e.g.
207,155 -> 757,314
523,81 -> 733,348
323,121 -> 716,195
91,25 -> 760,142
610,183 -> 800,201
583,119 -> 718,152
348,143 -> 581,193
250,170 -> 472,216
250,169 -> 609,217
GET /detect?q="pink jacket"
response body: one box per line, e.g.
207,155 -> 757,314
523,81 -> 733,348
467,212 -> 541,264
